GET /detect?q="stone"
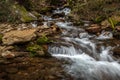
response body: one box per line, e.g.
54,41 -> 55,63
36,25 -> 61,37
2,29 -> 36,45
97,31 -> 113,40
36,50 -> 45,56
85,24 -> 101,33
12,4 -> 37,22
1,51 -> 15,59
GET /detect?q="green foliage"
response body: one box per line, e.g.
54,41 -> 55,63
93,16 -> 106,23
12,4 -> 37,22
26,44 -> 42,57
108,17 -> 118,30
37,35 -> 51,44
108,18 -> 115,29
69,0 -> 120,22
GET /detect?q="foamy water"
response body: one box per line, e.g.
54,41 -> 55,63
45,8 -> 120,80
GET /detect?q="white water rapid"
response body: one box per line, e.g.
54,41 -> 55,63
46,8 -> 120,80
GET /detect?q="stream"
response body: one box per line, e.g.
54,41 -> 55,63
43,8 -> 120,80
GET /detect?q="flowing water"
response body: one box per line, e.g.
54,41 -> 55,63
43,8 -> 120,80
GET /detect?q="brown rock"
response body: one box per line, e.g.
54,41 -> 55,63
14,52 -> 29,57
36,25 -> 61,37
2,29 -> 36,45
1,51 -> 15,59
85,24 -> 101,33
36,50 -> 45,56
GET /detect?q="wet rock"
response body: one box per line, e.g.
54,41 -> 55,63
97,31 -> 113,40
2,29 -> 36,45
85,24 -> 101,33
79,32 -> 89,38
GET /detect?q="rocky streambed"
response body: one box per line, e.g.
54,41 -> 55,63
0,7 -> 120,80
0,57 -> 72,80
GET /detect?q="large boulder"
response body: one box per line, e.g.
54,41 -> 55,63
2,29 -> 36,45
12,4 -> 37,22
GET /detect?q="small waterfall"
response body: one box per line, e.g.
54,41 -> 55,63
45,8 -> 120,80
48,21 -> 120,80
49,36 -> 120,80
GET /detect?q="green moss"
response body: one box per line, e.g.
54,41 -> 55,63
93,16 -> 106,23
37,35 -> 51,44
26,44 -> 43,57
12,4 -> 37,22
108,17 -> 119,30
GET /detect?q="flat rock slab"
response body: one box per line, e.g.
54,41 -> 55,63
2,29 -> 36,45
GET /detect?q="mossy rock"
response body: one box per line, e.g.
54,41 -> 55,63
26,44 -> 51,57
26,44 -> 43,57
12,4 -> 37,22
37,35 -> 51,44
